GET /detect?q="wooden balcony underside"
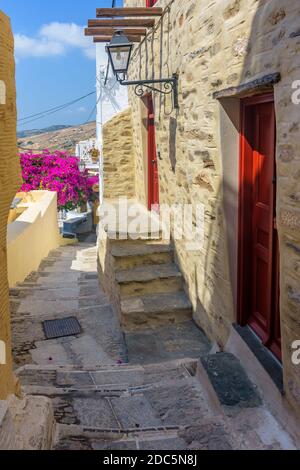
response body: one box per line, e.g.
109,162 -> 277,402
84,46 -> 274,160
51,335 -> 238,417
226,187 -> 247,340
85,27 -> 147,37
96,8 -> 163,18
93,36 -> 141,43
88,18 -> 156,28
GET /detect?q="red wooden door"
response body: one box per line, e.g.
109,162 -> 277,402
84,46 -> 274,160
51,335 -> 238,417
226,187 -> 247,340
146,0 -> 158,6
239,93 -> 281,360
147,95 -> 159,210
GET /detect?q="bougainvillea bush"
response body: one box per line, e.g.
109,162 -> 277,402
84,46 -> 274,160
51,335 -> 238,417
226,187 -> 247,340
19,150 -> 99,211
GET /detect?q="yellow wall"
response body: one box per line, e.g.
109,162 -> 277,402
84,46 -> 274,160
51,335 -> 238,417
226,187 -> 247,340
0,10 -> 21,399
7,191 -> 62,287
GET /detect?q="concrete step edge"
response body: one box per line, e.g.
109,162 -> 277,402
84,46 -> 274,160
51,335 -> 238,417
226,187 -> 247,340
116,264 -> 182,284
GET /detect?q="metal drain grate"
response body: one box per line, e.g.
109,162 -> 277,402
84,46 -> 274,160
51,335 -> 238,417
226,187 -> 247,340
43,317 -> 82,340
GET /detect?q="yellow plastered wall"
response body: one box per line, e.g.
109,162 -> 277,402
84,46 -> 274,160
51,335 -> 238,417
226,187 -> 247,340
0,10 -> 21,399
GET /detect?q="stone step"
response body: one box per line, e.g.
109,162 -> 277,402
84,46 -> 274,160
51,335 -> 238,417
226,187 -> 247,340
10,288 -> 104,302
120,292 -> 193,331
198,353 -> 262,411
10,279 -> 100,296
56,411 -> 279,450
53,424 -> 186,450
23,375 -> 214,434
111,241 -> 173,270
14,277 -> 99,290
15,359 -> 197,389
116,264 -> 184,297
6,395 -> 55,450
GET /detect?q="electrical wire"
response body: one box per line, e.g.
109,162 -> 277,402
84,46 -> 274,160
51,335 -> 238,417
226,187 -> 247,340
84,93 -> 102,125
18,0 -> 118,128
18,91 -> 96,127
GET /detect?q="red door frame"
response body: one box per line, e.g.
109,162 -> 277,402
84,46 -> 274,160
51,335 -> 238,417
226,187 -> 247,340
238,92 -> 281,360
147,94 -> 159,211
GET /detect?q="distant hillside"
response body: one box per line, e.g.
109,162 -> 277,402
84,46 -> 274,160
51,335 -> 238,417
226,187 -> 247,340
18,121 -> 96,154
17,125 -> 72,139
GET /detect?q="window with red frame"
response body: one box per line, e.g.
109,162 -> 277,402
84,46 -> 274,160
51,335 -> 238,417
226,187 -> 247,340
146,0 -> 158,6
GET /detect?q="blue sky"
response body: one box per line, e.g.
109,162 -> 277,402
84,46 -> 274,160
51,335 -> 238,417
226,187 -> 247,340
1,0 -> 123,130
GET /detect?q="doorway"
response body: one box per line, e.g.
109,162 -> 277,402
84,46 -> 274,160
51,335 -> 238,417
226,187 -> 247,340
238,93 -> 281,361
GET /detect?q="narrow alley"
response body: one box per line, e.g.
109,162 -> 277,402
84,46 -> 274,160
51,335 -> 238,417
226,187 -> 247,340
1,0 -> 300,457
8,236 -> 297,450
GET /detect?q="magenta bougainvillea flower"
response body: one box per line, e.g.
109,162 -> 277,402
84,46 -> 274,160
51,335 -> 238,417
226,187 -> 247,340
19,150 -> 99,211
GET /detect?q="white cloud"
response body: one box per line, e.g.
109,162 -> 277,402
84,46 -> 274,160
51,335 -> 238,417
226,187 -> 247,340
15,22 -> 95,60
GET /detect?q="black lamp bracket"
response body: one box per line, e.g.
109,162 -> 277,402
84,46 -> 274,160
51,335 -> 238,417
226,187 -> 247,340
118,74 -> 179,109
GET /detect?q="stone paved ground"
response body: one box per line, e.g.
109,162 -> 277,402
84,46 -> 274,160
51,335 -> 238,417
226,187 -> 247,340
10,237 -> 298,450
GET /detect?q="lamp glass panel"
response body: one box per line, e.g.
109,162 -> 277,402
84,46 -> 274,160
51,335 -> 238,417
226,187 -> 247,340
109,45 -> 131,73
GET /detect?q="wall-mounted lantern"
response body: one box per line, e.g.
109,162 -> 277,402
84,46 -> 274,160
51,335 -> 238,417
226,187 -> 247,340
106,31 -> 179,109
106,31 -> 133,81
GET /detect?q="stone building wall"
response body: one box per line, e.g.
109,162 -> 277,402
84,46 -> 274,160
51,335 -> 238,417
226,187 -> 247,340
102,108 -> 136,200
125,0 -> 300,417
0,11 -> 21,399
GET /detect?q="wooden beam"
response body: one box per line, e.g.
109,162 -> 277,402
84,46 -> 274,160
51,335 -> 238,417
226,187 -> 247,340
88,18 -> 155,28
96,7 -> 163,17
93,36 -> 141,43
85,27 -> 147,37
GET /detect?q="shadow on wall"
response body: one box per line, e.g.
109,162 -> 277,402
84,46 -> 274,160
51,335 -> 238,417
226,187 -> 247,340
195,0 -> 300,418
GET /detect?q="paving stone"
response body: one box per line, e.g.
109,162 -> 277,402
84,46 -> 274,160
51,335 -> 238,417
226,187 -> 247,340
140,438 -> 187,450
72,398 -> 118,428
30,339 -> 72,366
79,284 -> 102,297
201,353 -> 262,409
91,369 -> 144,387
16,300 -> 79,317
126,322 -> 211,364
144,379 -> 213,427
78,297 -> 108,308
56,372 -> 94,388
92,439 -> 137,450
24,288 -> 80,301
179,421 -> 234,450
17,369 -> 57,387
110,395 -> 162,429
54,436 -> 92,450
75,334 -> 116,365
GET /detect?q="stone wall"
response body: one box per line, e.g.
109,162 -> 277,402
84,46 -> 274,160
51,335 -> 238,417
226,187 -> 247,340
0,11 -> 21,399
125,0 -> 300,417
102,108 -> 136,200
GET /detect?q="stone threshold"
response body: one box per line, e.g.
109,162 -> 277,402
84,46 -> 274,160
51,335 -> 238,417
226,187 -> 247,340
213,72 -> 281,99
233,324 -> 283,393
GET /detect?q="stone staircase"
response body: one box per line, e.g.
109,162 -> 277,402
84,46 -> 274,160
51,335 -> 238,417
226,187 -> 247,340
102,239 -> 193,332
15,356 -> 296,450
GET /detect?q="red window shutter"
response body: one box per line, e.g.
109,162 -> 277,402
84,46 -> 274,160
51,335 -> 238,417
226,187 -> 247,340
146,0 -> 158,6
